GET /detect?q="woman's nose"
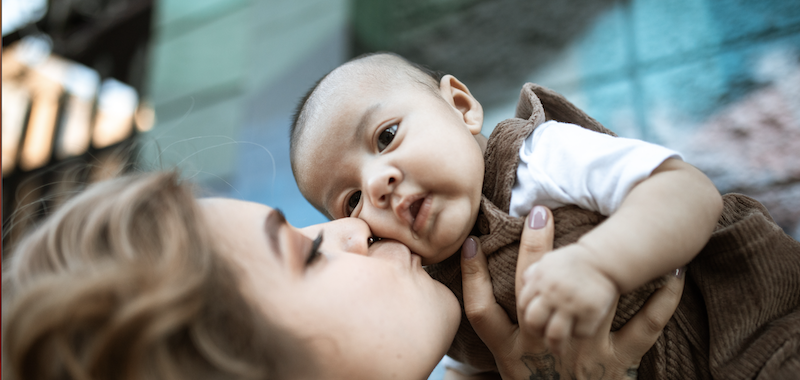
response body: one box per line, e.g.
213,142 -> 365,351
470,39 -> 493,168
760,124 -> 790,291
299,218 -> 372,256
366,165 -> 402,209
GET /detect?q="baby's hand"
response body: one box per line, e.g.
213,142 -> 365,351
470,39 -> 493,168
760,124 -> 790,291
518,244 -> 617,355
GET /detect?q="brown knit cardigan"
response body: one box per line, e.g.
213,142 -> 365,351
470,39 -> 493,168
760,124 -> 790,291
425,83 -> 800,379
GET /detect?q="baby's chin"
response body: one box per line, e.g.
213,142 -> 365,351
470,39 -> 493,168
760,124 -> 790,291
419,216 -> 477,265
418,237 -> 468,266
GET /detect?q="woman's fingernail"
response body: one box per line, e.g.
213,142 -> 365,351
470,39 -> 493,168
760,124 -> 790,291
529,205 -> 547,229
674,266 -> 686,279
462,237 -> 477,259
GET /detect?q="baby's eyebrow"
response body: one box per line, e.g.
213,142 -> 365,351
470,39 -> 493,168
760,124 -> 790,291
320,184 -> 340,218
353,103 -> 382,141
322,191 -> 341,219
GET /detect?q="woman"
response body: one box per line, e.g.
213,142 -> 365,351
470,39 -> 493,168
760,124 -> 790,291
2,172 -> 682,379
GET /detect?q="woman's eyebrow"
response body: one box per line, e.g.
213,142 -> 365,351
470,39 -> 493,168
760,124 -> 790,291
264,209 -> 288,261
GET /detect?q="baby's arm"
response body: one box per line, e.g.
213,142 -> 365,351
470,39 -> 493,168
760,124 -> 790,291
579,158 -> 721,292
521,157 -> 722,353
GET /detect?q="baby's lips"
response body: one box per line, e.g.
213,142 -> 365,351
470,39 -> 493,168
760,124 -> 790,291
398,206 -> 414,226
394,193 -> 425,227
410,196 -> 432,233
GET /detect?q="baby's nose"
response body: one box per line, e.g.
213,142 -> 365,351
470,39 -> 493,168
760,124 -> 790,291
366,166 -> 402,209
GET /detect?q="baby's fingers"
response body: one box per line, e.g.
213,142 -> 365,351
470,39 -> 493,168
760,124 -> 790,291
461,237 -> 514,351
573,303 -> 611,338
522,296 -> 552,337
544,311 -> 574,356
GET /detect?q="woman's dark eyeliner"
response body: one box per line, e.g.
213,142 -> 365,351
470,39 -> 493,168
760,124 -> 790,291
305,232 -> 323,266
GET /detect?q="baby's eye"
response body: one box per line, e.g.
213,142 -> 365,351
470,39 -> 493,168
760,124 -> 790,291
346,191 -> 361,216
377,124 -> 398,152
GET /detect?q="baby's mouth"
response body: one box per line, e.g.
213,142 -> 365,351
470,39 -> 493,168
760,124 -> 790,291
411,196 -> 433,233
397,193 -> 432,231
409,198 -> 424,222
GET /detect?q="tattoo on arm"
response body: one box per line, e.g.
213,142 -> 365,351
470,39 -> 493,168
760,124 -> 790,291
626,367 -> 638,379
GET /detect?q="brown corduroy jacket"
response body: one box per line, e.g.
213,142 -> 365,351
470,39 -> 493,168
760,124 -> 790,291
425,83 -> 800,379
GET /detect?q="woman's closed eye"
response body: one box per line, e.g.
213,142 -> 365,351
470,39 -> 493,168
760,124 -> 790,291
377,124 -> 398,152
305,232 -> 323,266
346,191 -> 361,217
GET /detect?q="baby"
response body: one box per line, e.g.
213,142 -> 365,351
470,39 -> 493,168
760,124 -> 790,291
293,51 -> 717,313
289,53 -> 800,375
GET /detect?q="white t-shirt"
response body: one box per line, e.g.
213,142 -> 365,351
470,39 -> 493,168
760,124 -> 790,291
508,120 -> 681,218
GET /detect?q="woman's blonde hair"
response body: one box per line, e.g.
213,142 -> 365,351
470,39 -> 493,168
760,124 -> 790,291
2,172 -> 315,379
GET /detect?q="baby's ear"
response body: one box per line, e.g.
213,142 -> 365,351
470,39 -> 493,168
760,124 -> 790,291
439,75 -> 483,135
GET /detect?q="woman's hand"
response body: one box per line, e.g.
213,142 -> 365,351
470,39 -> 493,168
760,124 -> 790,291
459,205 -> 685,380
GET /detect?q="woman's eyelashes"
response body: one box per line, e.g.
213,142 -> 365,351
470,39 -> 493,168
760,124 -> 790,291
305,232 -> 323,266
346,191 -> 361,217
377,124 -> 398,152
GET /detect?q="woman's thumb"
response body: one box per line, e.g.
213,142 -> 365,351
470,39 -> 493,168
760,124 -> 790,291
461,236 -> 513,351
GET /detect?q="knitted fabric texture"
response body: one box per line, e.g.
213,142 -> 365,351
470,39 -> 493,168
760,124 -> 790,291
425,83 -> 800,378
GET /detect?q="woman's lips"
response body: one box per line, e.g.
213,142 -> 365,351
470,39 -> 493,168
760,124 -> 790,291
370,239 -> 419,269
410,252 -> 422,267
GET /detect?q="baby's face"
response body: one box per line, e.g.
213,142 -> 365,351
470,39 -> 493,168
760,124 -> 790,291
294,76 -> 485,264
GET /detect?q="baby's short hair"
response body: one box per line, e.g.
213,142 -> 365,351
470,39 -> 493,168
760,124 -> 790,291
289,52 -> 445,171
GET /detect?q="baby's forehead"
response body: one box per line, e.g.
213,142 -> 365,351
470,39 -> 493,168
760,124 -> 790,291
318,57 -> 427,99
292,97 -> 363,214
302,69 -> 381,123
300,70 -> 419,140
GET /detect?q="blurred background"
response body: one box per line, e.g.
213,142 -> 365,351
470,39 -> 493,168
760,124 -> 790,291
3,0 -> 800,250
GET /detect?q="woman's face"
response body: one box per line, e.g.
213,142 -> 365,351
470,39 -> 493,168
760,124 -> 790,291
199,198 -> 461,380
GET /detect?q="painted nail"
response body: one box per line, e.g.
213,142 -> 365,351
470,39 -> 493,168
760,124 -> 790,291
462,237 -> 477,259
529,205 -> 547,229
674,266 -> 686,279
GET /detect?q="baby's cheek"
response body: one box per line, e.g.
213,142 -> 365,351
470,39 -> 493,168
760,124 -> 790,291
436,212 -> 476,258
